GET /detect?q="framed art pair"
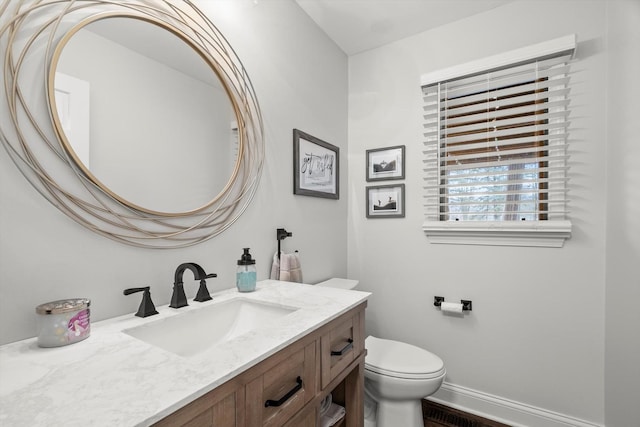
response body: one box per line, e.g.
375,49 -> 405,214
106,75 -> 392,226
365,145 -> 405,218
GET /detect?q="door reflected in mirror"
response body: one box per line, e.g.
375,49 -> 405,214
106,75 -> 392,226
53,16 -> 238,214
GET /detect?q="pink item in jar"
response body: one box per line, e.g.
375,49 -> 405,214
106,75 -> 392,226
35,298 -> 91,347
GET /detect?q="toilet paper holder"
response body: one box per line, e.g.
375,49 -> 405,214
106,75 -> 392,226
434,296 -> 472,311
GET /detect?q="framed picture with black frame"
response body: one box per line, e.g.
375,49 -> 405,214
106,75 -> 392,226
366,145 -> 405,181
293,129 -> 339,199
366,184 -> 405,218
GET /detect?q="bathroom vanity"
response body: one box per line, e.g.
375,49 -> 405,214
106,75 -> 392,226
155,296 -> 366,426
0,281 -> 369,426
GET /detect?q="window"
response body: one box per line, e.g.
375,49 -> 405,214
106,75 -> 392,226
421,36 -> 575,247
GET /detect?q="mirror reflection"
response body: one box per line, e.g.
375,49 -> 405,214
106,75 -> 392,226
53,17 -> 237,214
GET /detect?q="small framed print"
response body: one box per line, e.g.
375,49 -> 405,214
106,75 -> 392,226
366,145 -> 405,181
366,184 -> 405,218
293,129 -> 339,199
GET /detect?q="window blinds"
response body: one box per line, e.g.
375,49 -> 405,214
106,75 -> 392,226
422,52 -> 573,222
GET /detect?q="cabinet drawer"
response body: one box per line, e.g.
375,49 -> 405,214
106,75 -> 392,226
320,310 -> 364,389
246,342 -> 316,427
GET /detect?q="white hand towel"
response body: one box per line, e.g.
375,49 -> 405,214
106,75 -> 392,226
270,251 -> 303,283
270,252 -> 280,280
283,251 -> 302,283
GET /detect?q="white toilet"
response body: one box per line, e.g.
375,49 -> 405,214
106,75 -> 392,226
315,279 -> 446,427
364,336 -> 445,427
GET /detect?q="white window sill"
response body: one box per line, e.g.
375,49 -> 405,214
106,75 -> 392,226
422,220 -> 572,248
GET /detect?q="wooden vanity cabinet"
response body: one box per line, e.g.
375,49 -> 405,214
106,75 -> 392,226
154,302 -> 366,427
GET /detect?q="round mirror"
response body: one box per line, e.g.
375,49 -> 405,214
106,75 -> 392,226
1,1 -> 264,248
50,16 -> 238,214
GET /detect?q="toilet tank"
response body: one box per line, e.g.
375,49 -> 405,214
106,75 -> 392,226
315,278 -> 359,290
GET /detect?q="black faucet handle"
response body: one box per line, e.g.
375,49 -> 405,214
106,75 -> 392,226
123,286 -> 159,318
123,286 -> 149,295
194,274 -> 215,303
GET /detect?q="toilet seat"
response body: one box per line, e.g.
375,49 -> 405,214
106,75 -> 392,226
365,336 -> 445,380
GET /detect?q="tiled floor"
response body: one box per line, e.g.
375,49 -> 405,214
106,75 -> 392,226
422,400 -> 512,427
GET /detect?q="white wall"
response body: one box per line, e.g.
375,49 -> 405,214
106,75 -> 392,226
605,1 -> 640,426
348,0 -> 611,425
0,0 -> 348,345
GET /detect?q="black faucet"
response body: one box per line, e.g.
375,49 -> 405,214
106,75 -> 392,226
170,263 -> 217,308
123,286 -> 159,318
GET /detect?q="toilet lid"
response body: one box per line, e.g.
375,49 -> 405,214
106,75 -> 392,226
365,336 -> 445,379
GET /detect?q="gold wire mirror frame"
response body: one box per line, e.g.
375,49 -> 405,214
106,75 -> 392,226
0,0 -> 265,248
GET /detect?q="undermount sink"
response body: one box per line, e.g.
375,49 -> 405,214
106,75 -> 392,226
123,298 -> 298,357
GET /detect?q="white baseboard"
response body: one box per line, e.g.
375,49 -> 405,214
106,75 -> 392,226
427,382 -> 604,427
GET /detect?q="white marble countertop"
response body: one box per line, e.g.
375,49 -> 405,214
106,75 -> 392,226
0,280 -> 370,426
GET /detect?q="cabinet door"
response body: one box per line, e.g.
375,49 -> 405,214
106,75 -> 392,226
245,342 -> 316,427
320,310 -> 363,389
153,380 -> 243,427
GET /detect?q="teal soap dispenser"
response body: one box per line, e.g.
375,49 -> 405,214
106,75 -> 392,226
236,248 -> 257,292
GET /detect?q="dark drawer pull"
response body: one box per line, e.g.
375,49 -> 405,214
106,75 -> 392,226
264,376 -> 303,408
331,338 -> 354,356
